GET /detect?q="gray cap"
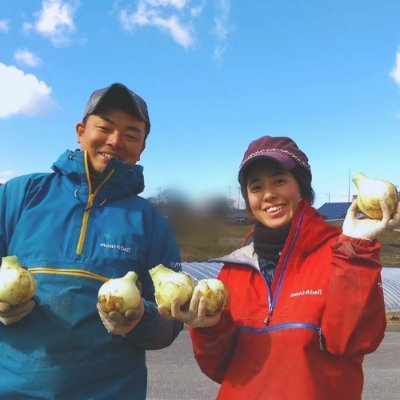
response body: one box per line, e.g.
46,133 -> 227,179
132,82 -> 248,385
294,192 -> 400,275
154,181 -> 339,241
83,83 -> 151,135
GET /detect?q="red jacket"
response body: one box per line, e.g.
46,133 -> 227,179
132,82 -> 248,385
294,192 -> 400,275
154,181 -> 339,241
190,201 -> 386,400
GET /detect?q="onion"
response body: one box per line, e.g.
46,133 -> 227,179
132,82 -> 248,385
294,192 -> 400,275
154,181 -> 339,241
98,271 -> 141,313
194,278 -> 229,315
149,264 -> 195,311
0,255 -> 36,305
353,172 -> 398,219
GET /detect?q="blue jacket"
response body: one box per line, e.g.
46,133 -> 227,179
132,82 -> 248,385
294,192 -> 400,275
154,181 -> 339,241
0,150 -> 182,400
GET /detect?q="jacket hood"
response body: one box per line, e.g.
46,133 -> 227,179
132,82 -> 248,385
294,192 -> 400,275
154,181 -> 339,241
52,150 -> 145,202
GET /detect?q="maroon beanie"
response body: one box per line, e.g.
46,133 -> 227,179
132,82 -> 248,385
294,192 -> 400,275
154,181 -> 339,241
238,136 -> 313,207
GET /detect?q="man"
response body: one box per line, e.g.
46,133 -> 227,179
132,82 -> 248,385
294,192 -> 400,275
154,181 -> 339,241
0,83 -> 182,399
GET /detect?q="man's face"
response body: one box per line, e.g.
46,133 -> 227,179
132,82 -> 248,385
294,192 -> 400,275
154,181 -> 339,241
76,109 -> 146,175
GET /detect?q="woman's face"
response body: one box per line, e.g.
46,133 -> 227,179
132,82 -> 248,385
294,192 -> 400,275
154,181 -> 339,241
246,160 -> 302,229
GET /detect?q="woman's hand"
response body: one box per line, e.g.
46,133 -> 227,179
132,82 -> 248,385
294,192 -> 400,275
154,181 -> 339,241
342,199 -> 400,241
158,289 -> 222,328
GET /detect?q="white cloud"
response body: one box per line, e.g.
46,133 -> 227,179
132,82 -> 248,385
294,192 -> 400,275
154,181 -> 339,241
0,170 -> 17,183
0,63 -> 54,119
190,6 -> 204,18
119,0 -> 193,48
212,0 -> 233,62
0,19 -> 10,32
146,0 -> 187,9
23,0 -> 78,46
390,49 -> 400,86
152,15 -> 193,47
118,0 -> 232,56
14,49 -> 42,68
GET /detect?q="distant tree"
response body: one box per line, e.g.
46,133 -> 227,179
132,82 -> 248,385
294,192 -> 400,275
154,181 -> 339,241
203,195 -> 234,218
147,188 -> 190,220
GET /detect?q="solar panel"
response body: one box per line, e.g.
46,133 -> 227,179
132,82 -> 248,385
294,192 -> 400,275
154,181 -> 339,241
317,202 -> 351,221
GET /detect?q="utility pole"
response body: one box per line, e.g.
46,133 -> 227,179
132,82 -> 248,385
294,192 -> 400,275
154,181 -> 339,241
237,187 -> 241,209
157,187 -> 162,204
348,169 -> 351,202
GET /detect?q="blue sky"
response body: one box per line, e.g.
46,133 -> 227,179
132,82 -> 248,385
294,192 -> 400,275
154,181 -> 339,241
1,0 -> 400,208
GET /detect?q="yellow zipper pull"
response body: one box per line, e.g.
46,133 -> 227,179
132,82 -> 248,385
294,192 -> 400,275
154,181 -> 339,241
85,193 -> 94,211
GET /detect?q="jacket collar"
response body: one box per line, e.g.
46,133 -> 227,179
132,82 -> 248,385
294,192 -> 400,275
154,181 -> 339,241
212,201 -> 339,269
52,150 -> 145,200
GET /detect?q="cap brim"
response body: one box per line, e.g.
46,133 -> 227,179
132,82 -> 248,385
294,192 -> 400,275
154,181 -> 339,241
238,152 -> 297,184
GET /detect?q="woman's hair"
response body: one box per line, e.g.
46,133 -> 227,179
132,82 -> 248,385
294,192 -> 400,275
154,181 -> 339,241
290,165 -> 315,204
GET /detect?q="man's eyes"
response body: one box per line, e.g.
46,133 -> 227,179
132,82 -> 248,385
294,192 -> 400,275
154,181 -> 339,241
125,134 -> 140,142
97,125 -> 111,132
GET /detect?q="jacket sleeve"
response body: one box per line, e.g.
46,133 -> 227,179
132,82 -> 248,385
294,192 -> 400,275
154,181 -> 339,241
189,267 -> 237,383
0,177 -> 31,258
125,206 -> 183,349
321,234 -> 386,357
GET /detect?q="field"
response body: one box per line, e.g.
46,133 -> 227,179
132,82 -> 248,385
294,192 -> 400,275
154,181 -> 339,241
173,216 -> 400,266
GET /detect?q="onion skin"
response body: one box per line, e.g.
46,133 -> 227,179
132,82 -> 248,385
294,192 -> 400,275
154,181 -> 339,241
149,264 -> 195,311
194,278 -> 229,316
0,255 -> 36,305
98,271 -> 141,313
353,172 -> 398,219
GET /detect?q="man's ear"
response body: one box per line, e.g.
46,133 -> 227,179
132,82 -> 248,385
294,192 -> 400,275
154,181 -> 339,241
76,122 -> 84,144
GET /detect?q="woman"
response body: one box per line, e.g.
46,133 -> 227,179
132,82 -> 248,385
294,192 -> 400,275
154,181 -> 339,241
160,135 -> 400,399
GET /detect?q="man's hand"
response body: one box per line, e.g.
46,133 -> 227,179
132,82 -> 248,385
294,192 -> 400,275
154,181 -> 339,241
97,301 -> 144,335
0,300 -> 35,325
343,199 -> 400,241
158,289 -> 223,328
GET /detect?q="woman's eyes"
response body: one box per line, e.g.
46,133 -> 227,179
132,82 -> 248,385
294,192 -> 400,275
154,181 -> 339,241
249,184 -> 261,192
249,178 -> 287,191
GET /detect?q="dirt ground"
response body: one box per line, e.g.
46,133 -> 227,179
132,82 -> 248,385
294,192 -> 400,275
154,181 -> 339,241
386,311 -> 400,332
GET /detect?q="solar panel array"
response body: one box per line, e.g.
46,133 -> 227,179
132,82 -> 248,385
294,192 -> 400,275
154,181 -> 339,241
381,268 -> 400,312
182,262 -> 400,312
317,202 -> 352,221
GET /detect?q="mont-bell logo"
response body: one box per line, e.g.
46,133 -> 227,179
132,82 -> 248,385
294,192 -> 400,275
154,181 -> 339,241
289,288 -> 323,298
100,242 -> 131,254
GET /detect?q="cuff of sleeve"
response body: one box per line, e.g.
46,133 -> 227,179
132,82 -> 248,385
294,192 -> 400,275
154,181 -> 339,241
331,234 -> 381,266
125,299 -> 157,339
338,234 -> 377,248
190,311 -> 233,334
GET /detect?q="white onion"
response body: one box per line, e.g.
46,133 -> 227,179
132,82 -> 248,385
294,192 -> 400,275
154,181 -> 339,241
98,271 -> 141,313
194,278 -> 229,315
353,172 -> 398,219
149,264 -> 195,311
0,255 -> 36,305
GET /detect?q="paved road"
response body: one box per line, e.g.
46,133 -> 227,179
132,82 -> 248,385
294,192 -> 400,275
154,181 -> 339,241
147,330 -> 399,400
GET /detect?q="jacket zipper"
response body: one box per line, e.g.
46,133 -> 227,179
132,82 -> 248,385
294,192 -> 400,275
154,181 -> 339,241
263,211 -> 304,325
240,323 -> 325,350
76,152 -> 115,255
